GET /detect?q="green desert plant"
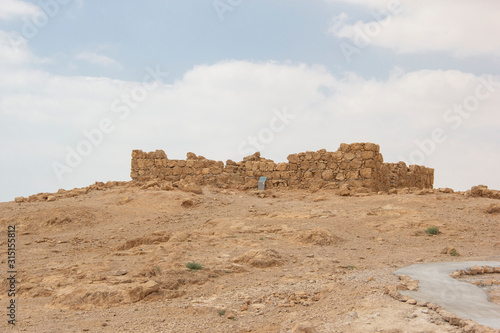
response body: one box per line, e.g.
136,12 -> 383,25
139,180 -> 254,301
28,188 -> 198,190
425,226 -> 439,235
450,249 -> 460,256
218,310 -> 226,316
186,262 -> 203,270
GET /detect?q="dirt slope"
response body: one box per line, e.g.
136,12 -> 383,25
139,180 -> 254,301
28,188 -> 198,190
1,183 -> 499,332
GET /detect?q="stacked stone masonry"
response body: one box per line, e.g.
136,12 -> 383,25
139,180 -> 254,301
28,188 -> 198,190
130,143 -> 434,191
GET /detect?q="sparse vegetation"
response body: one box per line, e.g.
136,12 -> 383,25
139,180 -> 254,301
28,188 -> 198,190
186,262 -> 203,270
425,226 -> 439,235
450,249 -> 460,256
218,310 -> 226,316
346,265 -> 356,270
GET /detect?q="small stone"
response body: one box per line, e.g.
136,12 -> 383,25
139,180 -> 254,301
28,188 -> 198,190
483,266 -> 494,273
441,246 -> 456,255
406,299 -> 417,305
181,199 -> 194,208
426,302 -> 438,310
470,265 -> 484,274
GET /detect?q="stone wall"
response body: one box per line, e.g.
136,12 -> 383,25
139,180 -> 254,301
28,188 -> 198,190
130,143 -> 434,192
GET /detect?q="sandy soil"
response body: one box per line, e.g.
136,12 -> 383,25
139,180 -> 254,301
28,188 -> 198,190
1,183 -> 499,332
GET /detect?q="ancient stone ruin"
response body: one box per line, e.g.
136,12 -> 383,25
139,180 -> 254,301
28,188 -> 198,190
130,142 -> 434,192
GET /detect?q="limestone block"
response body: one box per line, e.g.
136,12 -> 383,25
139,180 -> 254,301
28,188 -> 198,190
277,163 -> 288,171
155,150 -> 167,159
318,162 -> 326,170
360,168 -> 373,179
340,143 -> 349,152
300,162 -> 310,171
313,152 -> 321,160
321,152 -> 332,161
186,160 -> 195,167
350,160 -> 363,169
287,154 -> 299,164
211,168 -> 222,175
331,151 -> 342,161
172,166 -> 182,175
304,171 -> 313,179
322,169 -> 334,181
267,162 -> 275,171
361,151 -> 375,159
183,167 -> 193,175
348,179 -> 364,188
365,159 -> 376,168
344,152 -> 355,161
347,170 -> 360,180
364,143 -> 379,152
215,161 -> 224,169
350,143 -> 363,151
186,152 -> 197,159
305,151 -> 313,160
339,162 -> 349,170
202,168 -> 210,175
363,179 -> 375,188
336,172 -> 345,181
289,163 -> 298,171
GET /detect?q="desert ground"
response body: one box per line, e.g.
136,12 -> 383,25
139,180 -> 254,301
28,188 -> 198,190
1,181 -> 499,332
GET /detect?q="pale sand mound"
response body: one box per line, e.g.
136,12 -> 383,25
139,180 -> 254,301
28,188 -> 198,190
233,249 -> 285,268
294,227 -> 339,246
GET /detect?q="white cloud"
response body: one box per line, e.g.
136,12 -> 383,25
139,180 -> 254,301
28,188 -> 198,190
0,30 -> 35,66
328,0 -> 500,57
0,0 -> 40,20
75,51 -> 122,69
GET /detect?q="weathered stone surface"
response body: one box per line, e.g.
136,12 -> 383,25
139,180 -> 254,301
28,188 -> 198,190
129,143 -> 434,194
322,169 -> 334,181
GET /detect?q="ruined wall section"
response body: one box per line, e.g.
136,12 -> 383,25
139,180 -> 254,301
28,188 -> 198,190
130,143 -> 434,191
382,162 -> 434,189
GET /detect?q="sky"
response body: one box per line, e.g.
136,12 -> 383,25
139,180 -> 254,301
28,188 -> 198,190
0,0 -> 499,202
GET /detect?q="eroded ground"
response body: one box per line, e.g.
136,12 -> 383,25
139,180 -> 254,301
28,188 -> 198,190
1,183 -> 499,332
